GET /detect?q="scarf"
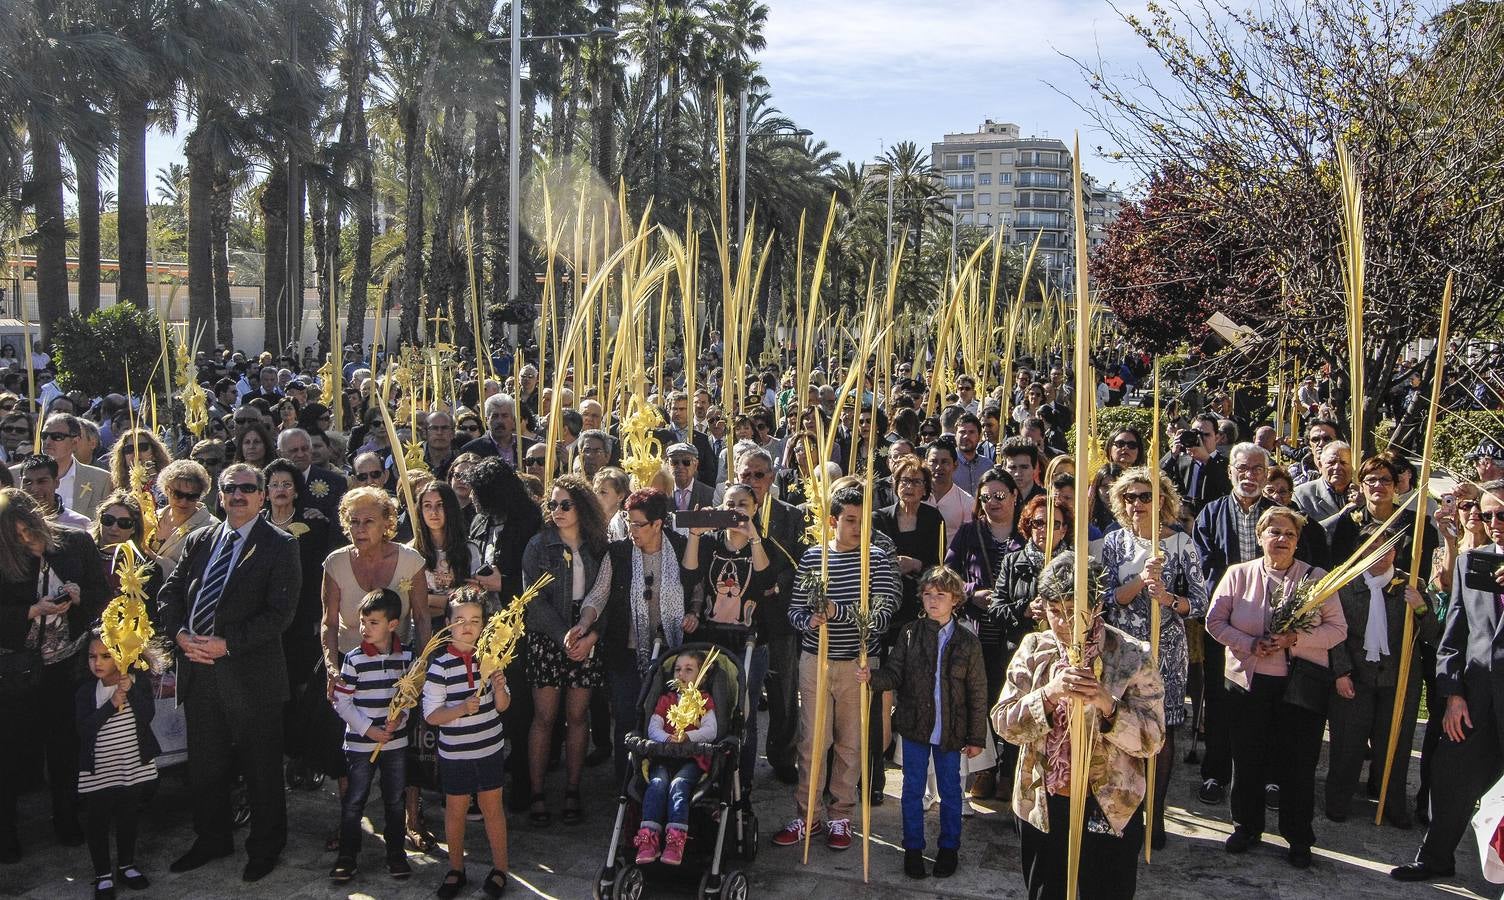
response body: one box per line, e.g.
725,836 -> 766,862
629,543 -> 685,673
1362,568 -> 1395,662
1044,617 -> 1106,796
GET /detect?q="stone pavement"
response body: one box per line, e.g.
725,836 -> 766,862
3,711 -> 1497,900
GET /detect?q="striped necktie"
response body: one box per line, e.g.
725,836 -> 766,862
189,529 -> 241,636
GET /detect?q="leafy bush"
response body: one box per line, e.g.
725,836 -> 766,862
51,304 -> 174,400
1067,405 -> 1156,455
1434,410 -> 1504,475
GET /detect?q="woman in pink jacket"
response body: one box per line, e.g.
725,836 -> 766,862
1206,506 -> 1346,870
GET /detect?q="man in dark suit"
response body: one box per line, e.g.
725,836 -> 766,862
461,392 -> 536,466
1192,442 -> 1328,805
1162,413 -> 1231,518
663,390 -> 717,486
665,442 -> 716,514
275,427 -> 347,522
158,463 -> 301,883
1392,480 -> 1504,882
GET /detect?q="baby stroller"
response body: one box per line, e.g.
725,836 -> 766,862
594,631 -> 759,900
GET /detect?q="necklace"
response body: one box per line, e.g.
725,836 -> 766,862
269,507 -> 296,527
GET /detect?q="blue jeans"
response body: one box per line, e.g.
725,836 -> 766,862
340,748 -> 407,859
642,759 -> 702,830
900,738 -> 961,851
739,644 -> 769,788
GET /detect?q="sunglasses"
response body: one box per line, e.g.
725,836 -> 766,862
1,426 -> 27,435
221,482 -> 261,495
546,499 -> 575,512
669,458 -> 696,467
1458,500 -> 1479,511
354,470 -> 384,482
98,513 -> 136,530
1111,439 -> 1140,450
978,492 -> 1012,503
193,457 -> 224,468
741,470 -> 770,480
1480,511 -> 1504,523
1121,490 -> 1154,505
524,457 -> 546,467
170,488 -> 202,502
40,431 -> 74,442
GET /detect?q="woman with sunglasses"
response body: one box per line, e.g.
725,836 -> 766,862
91,490 -> 165,604
153,459 -> 218,568
520,475 -> 610,826
1101,467 -> 1208,850
105,428 -> 171,496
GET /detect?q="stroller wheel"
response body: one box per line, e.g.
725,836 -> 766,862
592,865 -> 614,900
697,871 -> 722,900
740,812 -> 759,862
612,864 -> 645,900
722,870 -> 749,900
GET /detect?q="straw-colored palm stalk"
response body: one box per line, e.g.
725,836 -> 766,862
1144,360 -> 1163,863
1066,134 -> 1093,900
371,625 -> 454,761
475,572 -> 554,699
1376,272 -> 1452,824
1337,140 -> 1366,464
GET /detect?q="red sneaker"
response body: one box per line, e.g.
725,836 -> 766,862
826,818 -> 852,851
633,827 -> 660,865
771,818 -> 824,847
661,827 -> 688,865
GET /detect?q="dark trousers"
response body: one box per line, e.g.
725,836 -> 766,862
1019,793 -> 1142,900
1417,700 -> 1504,871
184,664 -> 286,860
1199,646 -> 1232,784
740,645 -> 769,788
1326,670 -> 1420,821
764,634 -> 801,771
83,784 -> 146,876
339,748 -> 406,860
607,661 -> 645,783
1416,645 -> 1443,808
501,652 -> 533,798
39,661 -> 82,828
1227,674 -> 1324,848
866,645 -> 889,793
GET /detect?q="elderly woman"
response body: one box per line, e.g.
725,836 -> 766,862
568,489 -> 699,779
874,454 -> 946,628
154,459 -> 218,568
1263,465 -> 1296,508
0,488 -> 109,856
1100,467 -> 1208,849
106,427 -> 171,495
521,475 -> 610,827
1206,506 -> 1346,868
262,460 -> 332,693
322,487 -> 430,664
993,551 -> 1165,900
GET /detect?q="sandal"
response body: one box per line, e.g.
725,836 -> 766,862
436,868 -> 467,899
561,790 -> 583,826
528,796 -> 552,826
483,867 -> 509,897
406,824 -> 437,854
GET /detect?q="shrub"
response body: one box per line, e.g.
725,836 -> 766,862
51,304 -> 175,400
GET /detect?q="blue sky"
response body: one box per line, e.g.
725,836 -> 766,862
140,0 -> 1155,200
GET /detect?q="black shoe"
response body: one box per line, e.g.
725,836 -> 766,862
870,789 -> 885,807
933,847 -> 958,878
585,746 -> 612,767
242,856 -> 277,882
1150,829 -> 1167,851
772,764 -> 799,785
1198,779 -> 1226,805
903,848 -> 928,879
436,868 -> 468,899
561,790 -> 584,826
55,818 -> 85,847
330,857 -> 357,882
482,868 -> 508,897
1224,829 -> 1262,854
169,843 -> 233,873
1390,861 -> 1455,882
1288,845 -> 1312,869
389,855 -> 413,879
1387,811 -> 1414,830
117,865 -> 149,890
93,875 -> 116,900
1325,809 -> 1348,823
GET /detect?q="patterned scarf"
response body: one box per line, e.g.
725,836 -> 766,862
629,543 -> 685,672
1044,617 -> 1106,796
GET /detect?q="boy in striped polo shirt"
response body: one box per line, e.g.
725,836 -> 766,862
773,486 -> 898,851
331,589 -> 414,883
423,590 -> 511,899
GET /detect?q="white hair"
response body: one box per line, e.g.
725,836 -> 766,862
1227,441 -> 1268,467
277,427 -> 310,449
483,393 -> 515,417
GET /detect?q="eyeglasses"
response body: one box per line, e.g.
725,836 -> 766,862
1,426 -> 27,435
898,477 -> 926,487
669,458 -> 695,467
741,470 -> 770,480
978,492 -> 1012,503
1480,511 -> 1504,523
546,499 -> 575,512
170,488 -> 202,502
627,519 -> 653,530
98,514 -> 136,529
1233,464 -> 1267,476
1121,490 -> 1154,505
1110,440 -> 1140,450
354,470 -> 384,482
40,431 -> 74,443
221,482 -> 262,494
1459,500 -> 1479,511
1362,477 -> 1394,488
1309,434 -> 1333,445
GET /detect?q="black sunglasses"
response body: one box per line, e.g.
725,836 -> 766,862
40,431 -> 74,442
221,482 -> 261,495
524,457 -> 546,467
1121,490 -> 1154,505
1111,439 -> 1140,450
546,499 -> 575,512
98,513 -> 136,529
1480,511 -> 1504,523
354,470 -> 384,482
670,458 -> 696,467
170,488 -> 202,502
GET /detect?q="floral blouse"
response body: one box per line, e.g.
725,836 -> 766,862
1099,528 -> 1207,726
992,623 -> 1165,836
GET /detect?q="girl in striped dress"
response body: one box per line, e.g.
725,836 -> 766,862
422,590 -> 510,899
75,630 -> 165,900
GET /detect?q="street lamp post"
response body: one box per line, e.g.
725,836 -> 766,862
733,91 -> 809,250
501,10 -> 617,345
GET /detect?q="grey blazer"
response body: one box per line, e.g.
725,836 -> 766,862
1293,478 -> 1349,536
1435,547 -> 1504,726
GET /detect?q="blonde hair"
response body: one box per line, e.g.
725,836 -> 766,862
1107,466 -> 1183,527
338,486 -> 398,540
917,566 -> 965,605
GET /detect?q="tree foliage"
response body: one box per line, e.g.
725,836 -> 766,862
51,303 -> 175,399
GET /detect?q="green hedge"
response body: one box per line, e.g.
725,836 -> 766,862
52,304 -> 174,400
1067,405 -> 1155,455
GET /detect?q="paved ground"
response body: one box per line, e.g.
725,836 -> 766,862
3,711 -> 1498,900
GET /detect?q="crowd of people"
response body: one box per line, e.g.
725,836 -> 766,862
0,336 -> 1501,900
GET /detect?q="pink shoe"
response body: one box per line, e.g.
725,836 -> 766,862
661,827 -> 688,866
633,827 -> 660,865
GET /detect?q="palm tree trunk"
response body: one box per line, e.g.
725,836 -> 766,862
347,107 -> 373,351
310,178 -> 330,354
185,121 -> 216,340
262,159 -> 289,352
116,90 -> 149,307
398,101 -> 426,345
30,120 -> 69,340
210,161 -> 234,349
590,16 -> 616,181
73,141 -> 101,316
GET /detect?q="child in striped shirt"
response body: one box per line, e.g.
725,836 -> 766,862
423,589 -> 510,899
76,629 -> 166,900
330,589 -> 414,883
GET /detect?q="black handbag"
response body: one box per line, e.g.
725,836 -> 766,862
0,647 -> 42,701
1283,653 -> 1333,715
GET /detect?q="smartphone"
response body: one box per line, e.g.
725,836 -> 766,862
674,509 -> 747,530
1463,550 -> 1504,594
1179,429 -> 1204,449
473,564 -> 495,578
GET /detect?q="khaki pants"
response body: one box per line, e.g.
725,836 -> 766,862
796,654 -> 863,823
